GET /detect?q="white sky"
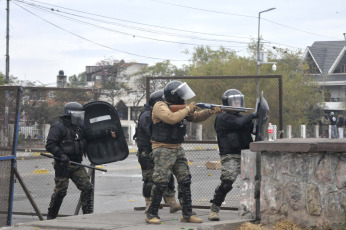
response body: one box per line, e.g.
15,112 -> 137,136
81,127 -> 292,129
0,0 -> 345,85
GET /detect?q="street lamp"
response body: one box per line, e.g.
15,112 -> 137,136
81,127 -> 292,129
256,7 -> 276,97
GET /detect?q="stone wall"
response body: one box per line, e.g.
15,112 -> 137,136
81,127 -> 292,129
246,138 -> 346,229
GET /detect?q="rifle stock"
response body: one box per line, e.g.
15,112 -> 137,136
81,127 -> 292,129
168,104 -> 187,112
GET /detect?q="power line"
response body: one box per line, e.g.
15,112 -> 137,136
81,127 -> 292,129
149,0 -> 340,40
15,0 -> 250,47
18,0 -> 252,40
12,1 -> 190,62
148,0 -> 256,18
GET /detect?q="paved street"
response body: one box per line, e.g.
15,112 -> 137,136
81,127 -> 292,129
10,149 -> 242,225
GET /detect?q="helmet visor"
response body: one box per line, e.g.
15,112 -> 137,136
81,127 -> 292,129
171,82 -> 196,100
70,111 -> 85,127
225,94 -> 244,108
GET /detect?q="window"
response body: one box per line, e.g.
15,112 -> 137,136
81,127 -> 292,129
48,92 -> 55,98
340,64 -> 346,73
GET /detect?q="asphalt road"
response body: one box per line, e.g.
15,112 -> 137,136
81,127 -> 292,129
10,150 -> 241,225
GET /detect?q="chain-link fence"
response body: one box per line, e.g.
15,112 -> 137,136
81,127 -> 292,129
0,86 -> 22,227
1,76 -> 283,226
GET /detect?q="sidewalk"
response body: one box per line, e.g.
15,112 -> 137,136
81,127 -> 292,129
2,208 -> 253,230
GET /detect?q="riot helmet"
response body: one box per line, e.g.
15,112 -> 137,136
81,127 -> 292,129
149,90 -> 164,107
222,89 -> 245,108
163,80 -> 195,104
63,102 -> 85,126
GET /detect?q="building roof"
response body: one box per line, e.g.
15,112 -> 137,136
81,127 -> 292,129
305,41 -> 346,77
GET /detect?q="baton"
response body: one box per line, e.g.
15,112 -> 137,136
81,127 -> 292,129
40,153 -> 107,172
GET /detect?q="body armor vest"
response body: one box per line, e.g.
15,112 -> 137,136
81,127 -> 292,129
134,110 -> 152,152
59,125 -> 85,156
151,121 -> 186,144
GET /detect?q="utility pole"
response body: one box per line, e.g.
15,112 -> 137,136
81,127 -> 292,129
6,0 -> 10,84
4,0 -> 10,147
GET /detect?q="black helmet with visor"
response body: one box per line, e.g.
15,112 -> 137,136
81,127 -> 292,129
163,80 -> 195,104
222,89 -> 245,108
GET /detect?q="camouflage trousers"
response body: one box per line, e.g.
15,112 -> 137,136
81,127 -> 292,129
49,161 -> 93,211
219,154 -> 241,182
138,151 -> 176,198
152,147 -> 190,203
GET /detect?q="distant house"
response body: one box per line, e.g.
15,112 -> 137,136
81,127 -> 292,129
304,41 -> 346,112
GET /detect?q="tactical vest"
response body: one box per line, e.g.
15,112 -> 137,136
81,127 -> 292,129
151,121 -> 186,144
134,110 -> 152,152
59,124 -> 85,157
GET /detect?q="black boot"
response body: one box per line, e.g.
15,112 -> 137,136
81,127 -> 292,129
146,183 -> 166,221
81,186 -> 94,214
47,189 -> 66,220
179,176 -> 193,218
179,176 -> 202,223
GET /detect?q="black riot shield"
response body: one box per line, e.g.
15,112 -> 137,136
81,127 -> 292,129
253,91 -> 270,141
83,101 -> 129,165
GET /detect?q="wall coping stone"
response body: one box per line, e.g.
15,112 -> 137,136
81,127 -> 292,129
250,138 -> 346,153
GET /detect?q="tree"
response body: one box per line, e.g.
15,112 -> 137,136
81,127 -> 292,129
131,60 -> 187,123
184,45 -> 324,138
68,72 -> 87,87
93,58 -> 130,106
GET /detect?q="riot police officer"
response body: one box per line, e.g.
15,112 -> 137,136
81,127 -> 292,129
208,89 -> 258,221
46,102 -> 116,220
145,81 -> 221,224
134,90 -> 181,214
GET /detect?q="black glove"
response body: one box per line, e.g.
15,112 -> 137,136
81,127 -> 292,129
60,154 -> 70,163
252,112 -> 259,119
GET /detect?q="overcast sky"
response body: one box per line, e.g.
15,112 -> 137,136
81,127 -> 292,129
0,0 -> 345,85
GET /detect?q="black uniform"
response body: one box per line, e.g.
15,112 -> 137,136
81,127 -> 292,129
210,112 -> 255,212
46,117 -> 93,219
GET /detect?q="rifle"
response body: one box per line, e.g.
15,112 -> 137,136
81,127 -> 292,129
40,153 -> 107,172
169,103 -> 253,113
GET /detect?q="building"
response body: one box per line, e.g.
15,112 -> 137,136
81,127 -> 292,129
85,60 -> 148,144
304,40 -> 346,112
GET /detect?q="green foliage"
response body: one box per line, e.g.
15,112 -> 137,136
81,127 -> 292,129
22,101 -> 64,126
134,60 -> 187,93
185,45 -> 324,132
268,47 -> 324,126
68,72 -> 87,87
94,58 -> 130,106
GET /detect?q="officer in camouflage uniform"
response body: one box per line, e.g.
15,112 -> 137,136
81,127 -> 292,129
134,90 -> 181,213
145,81 -> 221,224
208,89 -> 258,221
46,102 -> 116,220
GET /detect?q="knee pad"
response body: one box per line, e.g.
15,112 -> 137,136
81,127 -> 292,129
143,182 -> 153,198
154,183 -> 168,193
220,180 -> 233,193
179,175 -> 191,188
56,188 -> 67,198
